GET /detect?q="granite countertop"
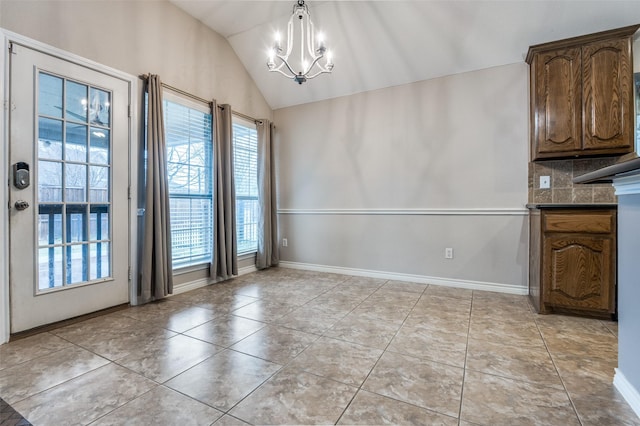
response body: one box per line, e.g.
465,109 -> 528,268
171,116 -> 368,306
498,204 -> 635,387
526,203 -> 617,209
573,157 -> 640,184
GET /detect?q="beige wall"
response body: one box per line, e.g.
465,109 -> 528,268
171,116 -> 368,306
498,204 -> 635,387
0,0 -> 271,120
274,63 -> 530,289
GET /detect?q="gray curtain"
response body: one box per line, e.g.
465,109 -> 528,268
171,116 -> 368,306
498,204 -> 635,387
140,74 -> 173,303
210,102 -> 238,280
256,120 -> 279,269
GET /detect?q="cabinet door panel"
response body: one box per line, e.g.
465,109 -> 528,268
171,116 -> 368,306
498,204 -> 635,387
534,48 -> 582,154
583,38 -> 633,150
543,235 -> 613,312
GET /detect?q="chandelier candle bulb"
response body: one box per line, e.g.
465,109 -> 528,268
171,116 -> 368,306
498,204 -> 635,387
274,32 -> 282,50
266,0 -> 334,84
318,33 -> 325,50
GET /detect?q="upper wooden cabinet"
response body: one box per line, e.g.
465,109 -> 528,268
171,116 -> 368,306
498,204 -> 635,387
527,25 -> 639,160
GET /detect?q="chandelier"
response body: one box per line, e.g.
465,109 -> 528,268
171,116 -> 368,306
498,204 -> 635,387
267,0 -> 334,85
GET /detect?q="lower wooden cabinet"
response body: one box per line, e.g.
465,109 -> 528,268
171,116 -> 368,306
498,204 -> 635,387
529,207 -> 616,318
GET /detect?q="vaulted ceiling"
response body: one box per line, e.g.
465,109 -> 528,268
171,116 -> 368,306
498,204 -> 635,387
169,1 -> 640,110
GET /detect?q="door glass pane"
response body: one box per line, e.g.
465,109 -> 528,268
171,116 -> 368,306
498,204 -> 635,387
90,205 -> 109,241
66,205 -> 87,243
89,166 -> 109,202
38,117 -> 63,160
36,72 -> 113,291
89,88 -> 110,127
38,246 -> 63,290
38,205 -> 63,245
67,244 -> 88,284
65,123 -> 87,162
89,242 -> 110,280
38,160 -> 62,202
38,73 -> 63,118
90,128 -> 109,164
65,164 -> 86,202
65,80 -> 88,122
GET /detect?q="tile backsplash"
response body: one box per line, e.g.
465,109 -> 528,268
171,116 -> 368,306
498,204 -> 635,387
528,157 -> 623,204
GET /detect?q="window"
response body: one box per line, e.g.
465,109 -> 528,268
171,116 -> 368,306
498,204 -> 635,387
37,72 -> 113,289
162,92 -> 213,268
233,116 -> 259,254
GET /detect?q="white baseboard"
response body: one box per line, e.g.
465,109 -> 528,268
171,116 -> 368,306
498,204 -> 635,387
171,278 -> 210,295
238,264 -> 258,276
170,264 -> 258,296
278,261 -> 527,295
614,369 -> 640,419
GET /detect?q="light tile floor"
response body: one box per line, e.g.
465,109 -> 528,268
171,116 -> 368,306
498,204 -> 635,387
1,268 -> 638,425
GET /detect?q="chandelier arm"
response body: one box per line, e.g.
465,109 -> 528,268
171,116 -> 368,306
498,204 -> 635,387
305,68 -> 331,79
270,64 -> 290,76
271,68 -> 297,79
275,55 -> 300,78
304,54 -> 324,75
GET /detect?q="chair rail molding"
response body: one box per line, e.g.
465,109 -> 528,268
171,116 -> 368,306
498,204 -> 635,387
277,207 -> 529,216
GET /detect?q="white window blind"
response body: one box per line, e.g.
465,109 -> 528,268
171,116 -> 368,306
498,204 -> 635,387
233,117 -> 259,254
163,93 -> 213,268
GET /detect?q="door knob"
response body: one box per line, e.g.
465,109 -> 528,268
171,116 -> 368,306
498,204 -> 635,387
14,200 -> 29,211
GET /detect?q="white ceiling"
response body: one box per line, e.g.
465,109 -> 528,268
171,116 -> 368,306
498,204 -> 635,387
169,0 -> 640,110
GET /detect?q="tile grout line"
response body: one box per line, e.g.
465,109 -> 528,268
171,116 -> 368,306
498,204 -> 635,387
457,291 -> 474,424
216,276 -> 406,424
226,276 -> 393,424
532,316 -> 585,426
330,284 -> 475,424
203,274 -> 382,423
333,283 -> 426,425
0,333 -> 116,410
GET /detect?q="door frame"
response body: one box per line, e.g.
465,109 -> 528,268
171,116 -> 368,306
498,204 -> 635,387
0,29 -> 140,343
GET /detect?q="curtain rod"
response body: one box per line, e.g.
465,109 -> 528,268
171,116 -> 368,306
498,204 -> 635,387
139,74 -> 263,124
139,74 -> 211,106
232,110 -> 263,125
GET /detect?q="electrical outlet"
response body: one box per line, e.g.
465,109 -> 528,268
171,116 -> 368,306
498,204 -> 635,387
539,175 -> 551,189
282,238 -> 288,247
445,248 -> 453,259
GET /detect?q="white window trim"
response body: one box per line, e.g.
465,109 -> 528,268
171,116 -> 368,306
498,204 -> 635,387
173,262 -> 210,276
239,252 -> 256,262
163,89 -> 210,115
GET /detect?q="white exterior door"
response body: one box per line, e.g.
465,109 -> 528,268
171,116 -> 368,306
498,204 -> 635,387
8,43 -> 130,333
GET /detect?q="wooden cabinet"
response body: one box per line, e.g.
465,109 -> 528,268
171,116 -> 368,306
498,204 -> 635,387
527,25 -> 638,160
529,207 -> 616,318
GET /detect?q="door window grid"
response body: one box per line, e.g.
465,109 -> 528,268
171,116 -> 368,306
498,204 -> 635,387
232,118 -> 259,255
37,71 -> 112,291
